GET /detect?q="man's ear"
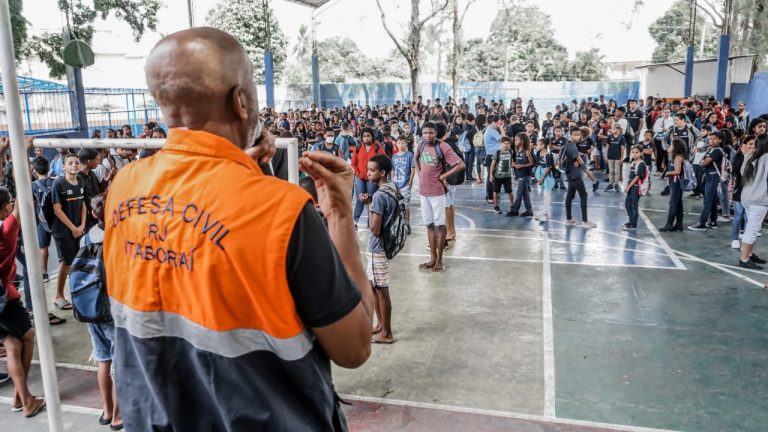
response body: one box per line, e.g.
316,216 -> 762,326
231,86 -> 249,121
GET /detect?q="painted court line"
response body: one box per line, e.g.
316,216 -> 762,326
340,394 -> 681,432
0,396 -> 102,416
541,232 -> 555,418
675,252 -> 766,289
29,360 -> 98,372
397,253 -> 680,270
639,210 -> 687,270
454,211 -> 477,229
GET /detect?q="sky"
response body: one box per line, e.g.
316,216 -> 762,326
24,0 -> 674,63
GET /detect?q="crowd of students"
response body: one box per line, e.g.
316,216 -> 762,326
1,92 -> 767,423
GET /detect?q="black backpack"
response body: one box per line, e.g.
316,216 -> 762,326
417,140 -> 466,186
35,178 -> 56,231
68,233 -> 112,324
377,184 -> 409,260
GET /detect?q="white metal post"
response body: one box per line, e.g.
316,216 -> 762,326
33,138 -> 301,184
0,1 -> 64,431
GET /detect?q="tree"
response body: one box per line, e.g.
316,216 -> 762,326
487,1 -> 569,81
10,0 -> 28,63
376,0 -> 450,98
207,0 -> 288,84
284,38 -> 407,84
570,48 -> 608,81
26,0 -> 160,79
292,24 -> 312,63
451,0 -> 477,99
459,38 -> 505,82
648,0 -> 719,63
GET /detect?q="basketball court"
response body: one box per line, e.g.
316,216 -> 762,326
2,180 -> 767,432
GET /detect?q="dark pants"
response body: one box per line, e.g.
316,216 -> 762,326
625,187 -> 639,227
699,173 -> 719,226
474,147 -> 486,180
353,176 -> 379,222
513,176 -> 532,212
565,178 -> 588,222
693,164 -> 704,195
654,139 -> 668,173
666,179 -> 684,228
464,150 -> 475,179
16,240 -> 32,312
484,154 -> 494,200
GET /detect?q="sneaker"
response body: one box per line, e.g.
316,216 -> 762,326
622,224 -> 637,231
405,224 -> 411,235
593,181 -> 599,192
534,214 -> 549,222
707,222 -> 719,229
493,206 -> 502,214
0,372 -> 10,386
718,215 -> 732,223
731,240 -> 741,249
566,219 -> 578,225
581,221 -> 597,229
486,198 -> 494,205
688,224 -> 708,231
507,210 -> 519,217
739,259 -> 764,270
605,184 -> 614,192
520,210 -> 534,217
750,253 -> 767,264
42,273 -> 49,283
614,183 -> 621,192
688,193 -> 700,199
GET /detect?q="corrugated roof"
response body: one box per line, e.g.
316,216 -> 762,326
0,75 -> 68,92
635,54 -> 757,69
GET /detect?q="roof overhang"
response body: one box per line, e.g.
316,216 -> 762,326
283,0 -> 331,8
634,54 -> 757,70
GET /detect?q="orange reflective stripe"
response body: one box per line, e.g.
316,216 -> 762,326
104,129 -> 312,339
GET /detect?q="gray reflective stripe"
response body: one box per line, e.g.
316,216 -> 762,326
110,299 -> 315,361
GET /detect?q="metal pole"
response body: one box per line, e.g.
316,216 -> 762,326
684,0 -> 696,96
715,0 -> 732,101
0,1 -> 64,431
264,50 -> 275,108
34,138 -> 301,184
187,0 -> 195,28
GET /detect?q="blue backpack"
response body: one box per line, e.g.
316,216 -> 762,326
69,233 -> 112,323
458,130 -> 471,153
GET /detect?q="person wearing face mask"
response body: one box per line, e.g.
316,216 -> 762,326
103,28 -> 374,431
313,129 -> 342,158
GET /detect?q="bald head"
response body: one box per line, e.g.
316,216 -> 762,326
146,27 -> 259,148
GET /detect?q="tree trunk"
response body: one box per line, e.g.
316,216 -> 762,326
451,0 -> 460,101
409,0 -> 421,100
410,66 -> 420,101
751,0 -> 765,67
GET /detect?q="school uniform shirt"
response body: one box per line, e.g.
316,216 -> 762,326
642,142 -> 654,165
493,150 -> 513,179
313,141 -> 339,155
670,126 -> 694,149
104,129 -> 361,431
550,136 -> 566,154
562,142 -> 584,181
703,146 -> 724,175
514,149 -> 533,178
391,152 -> 414,189
415,141 -> 460,197
50,176 -> 85,239
576,139 -> 592,156
628,161 -> 647,190
368,183 -> 399,254
625,109 -> 643,134
606,134 -> 626,160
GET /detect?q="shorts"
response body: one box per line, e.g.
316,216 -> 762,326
0,300 -> 32,343
365,252 -> 390,288
54,234 -> 80,265
87,321 -> 115,363
37,223 -> 52,248
446,185 -> 456,207
494,177 -> 512,194
420,194 -> 446,226
399,185 -> 412,206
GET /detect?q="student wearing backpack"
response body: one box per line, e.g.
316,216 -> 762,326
473,114 -> 487,185
77,194 -> 123,429
31,158 -> 54,283
730,135 -> 755,249
352,128 -> 386,229
335,122 -> 356,161
362,154 -> 398,344
461,114 -> 476,181
534,139 -> 555,222
391,137 -> 414,228
490,137 -> 515,215
689,131 -> 725,231
414,122 -> 465,273
510,133 -> 535,217
660,139 -> 688,232
562,128 -> 597,229
623,146 -> 647,231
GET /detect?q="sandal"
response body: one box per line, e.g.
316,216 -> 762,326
99,413 -> 113,425
54,299 -> 73,311
48,313 -> 66,326
23,398 -> 46,418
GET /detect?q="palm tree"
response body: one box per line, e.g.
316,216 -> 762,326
293,24 -> 311,63
573,48 -> 607,81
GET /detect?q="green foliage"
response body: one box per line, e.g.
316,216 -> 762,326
284,38 -> 407,84
648,0 -> 718,63
26,0 -> 160,79
206,0 -> 288,84
460,1 -> 607,82
10,0 -> 28,63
